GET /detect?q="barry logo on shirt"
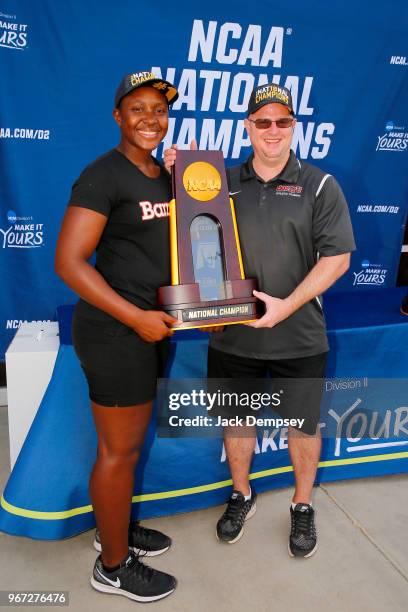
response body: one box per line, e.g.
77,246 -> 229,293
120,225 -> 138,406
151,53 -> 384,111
139,200 -> 170,221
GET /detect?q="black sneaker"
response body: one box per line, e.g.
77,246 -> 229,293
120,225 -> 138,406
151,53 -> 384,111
91,551 -> 176,602
93,521 -> 171,557
216,490 -> 257,543
401,294 -> 408,316
288,503 -> 317,558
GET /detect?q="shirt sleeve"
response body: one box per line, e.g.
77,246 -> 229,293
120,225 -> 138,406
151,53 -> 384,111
312,175 -> 356,256
68,162 -> 117,217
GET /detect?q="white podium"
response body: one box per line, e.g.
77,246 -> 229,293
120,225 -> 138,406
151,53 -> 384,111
5,322 -> 60,469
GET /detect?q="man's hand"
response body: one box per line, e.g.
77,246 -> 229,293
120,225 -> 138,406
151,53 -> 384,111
246,290 -> 293,329
132,310 -> 178,342
163,140 -> 197,173
247,254 -> 351,329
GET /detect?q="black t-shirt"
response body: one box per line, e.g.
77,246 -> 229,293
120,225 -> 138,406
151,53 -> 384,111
210,152 -> 356,360
68,149 -> 171,312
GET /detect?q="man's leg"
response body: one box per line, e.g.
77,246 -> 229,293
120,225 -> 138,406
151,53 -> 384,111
286,427 -> 320,557
208,346 -> 265,496
208,347 -> 265,543
288,426 -> 321,504
268,352 -> 327,557
224,428 -> 256,497
216,427 -> 258,543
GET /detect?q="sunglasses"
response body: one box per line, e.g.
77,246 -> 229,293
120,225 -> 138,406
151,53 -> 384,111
248,117 -> 294,129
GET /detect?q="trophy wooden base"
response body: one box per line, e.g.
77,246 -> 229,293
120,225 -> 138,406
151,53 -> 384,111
158,279 -> 261,329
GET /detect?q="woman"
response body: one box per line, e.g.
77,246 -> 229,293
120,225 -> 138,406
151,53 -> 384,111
55,71 -> 178,603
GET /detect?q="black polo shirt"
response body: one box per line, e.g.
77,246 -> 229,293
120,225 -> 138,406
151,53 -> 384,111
210,151 -> 356,360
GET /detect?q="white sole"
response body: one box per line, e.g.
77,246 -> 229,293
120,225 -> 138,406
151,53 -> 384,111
93,540 -> 170,557
288,540 -> 318,558
216,502 -> 257,544
90,576 -> 175,602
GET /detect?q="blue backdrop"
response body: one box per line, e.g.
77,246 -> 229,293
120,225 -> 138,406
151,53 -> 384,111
1,0 -> 408,358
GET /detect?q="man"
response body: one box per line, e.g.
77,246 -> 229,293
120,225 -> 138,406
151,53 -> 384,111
165,83 -> 355,558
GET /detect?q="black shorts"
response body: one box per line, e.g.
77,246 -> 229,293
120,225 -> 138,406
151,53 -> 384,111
207,347 -> 328,435
72,302 -> 170,407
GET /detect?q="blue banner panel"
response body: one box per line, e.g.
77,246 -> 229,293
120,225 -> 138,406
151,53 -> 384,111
1,0 -> 408,358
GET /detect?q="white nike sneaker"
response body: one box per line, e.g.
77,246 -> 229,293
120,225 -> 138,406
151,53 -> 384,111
91,551 -> 176,603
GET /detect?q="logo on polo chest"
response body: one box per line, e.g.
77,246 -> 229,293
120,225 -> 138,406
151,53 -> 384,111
139,201 -> 170,221
275,185 -> 303,197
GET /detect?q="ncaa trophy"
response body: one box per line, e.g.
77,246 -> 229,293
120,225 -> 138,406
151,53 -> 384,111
158,150 -> 260,329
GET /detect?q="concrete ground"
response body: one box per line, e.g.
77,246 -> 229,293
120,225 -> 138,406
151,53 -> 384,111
0,402 -> 407,612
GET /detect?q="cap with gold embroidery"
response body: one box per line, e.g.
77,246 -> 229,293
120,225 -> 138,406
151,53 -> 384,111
247,83 -> 293,116
114,71 -> 179,108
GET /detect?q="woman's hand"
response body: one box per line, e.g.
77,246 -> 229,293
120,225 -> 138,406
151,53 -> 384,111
131,310 -> 179,342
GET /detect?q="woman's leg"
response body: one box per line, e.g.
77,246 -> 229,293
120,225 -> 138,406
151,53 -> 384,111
89,400 -> 153,567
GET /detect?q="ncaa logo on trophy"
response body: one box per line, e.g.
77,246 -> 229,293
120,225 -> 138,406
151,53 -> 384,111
158,150 -> 261,329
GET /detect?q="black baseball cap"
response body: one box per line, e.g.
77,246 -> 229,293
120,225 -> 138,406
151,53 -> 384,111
247,83 -> 294,115
114,71 -> 179,108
